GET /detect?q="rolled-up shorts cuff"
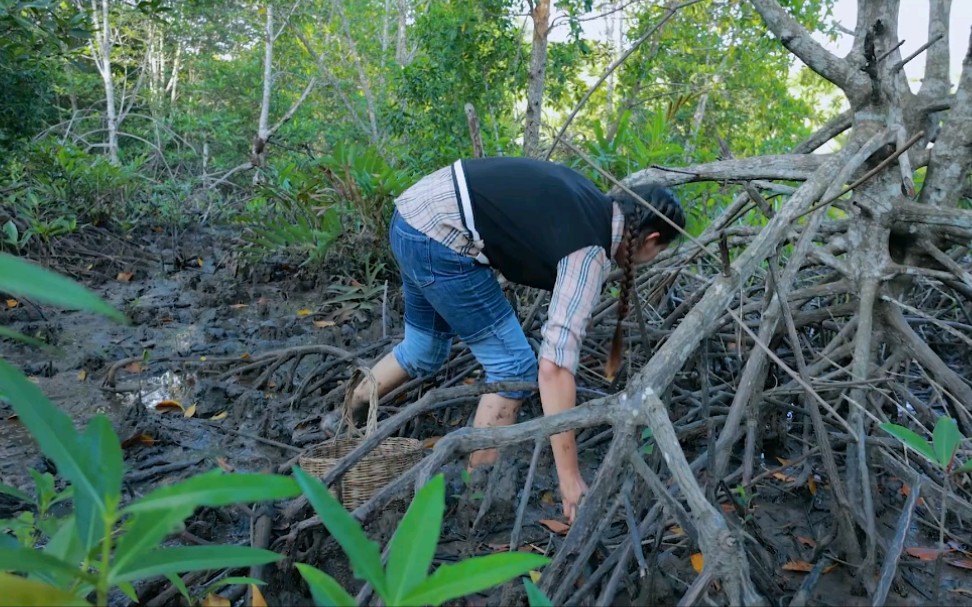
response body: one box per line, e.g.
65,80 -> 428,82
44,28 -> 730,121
392,321 -> 453,378
466,311 -> 538,400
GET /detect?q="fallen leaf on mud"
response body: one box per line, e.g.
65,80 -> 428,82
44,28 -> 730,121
124,361 -> 143,373
668,525 -> 686,537
487,543 -> 509,552
540,490 -> 556,505
776,457 -> 794,466
216,457 -> 234,472
807,477 -> 817,495
901,484 -> 927,507
155,400 -> 184,413
720,503 -> 735,513
528,570 -> 542,583
230,304 -> 249,309
539,519 -> 570,534
948,559 -> 972,570
250,584 -> 268,607
5,299 -> 18,308
197,257 -> 204,268
201,594 -> 230,607
797,536 -> 816,548
422,436 -> 442,448
116,271 -> 134,282
771,471 -> 796,483
313,320 -> 336,329
296,308 -> 313,317
209,411 -> 228,421
184,404 -> 196,418
783,561 -> 837,573
121,433 -> 157,449
906,547 -> 950,560
77,369 -> 87,381
690,553 -> 704,573
240,353 -> 251,360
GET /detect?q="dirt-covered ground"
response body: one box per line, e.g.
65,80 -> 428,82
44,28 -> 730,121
2,225 -> 971,606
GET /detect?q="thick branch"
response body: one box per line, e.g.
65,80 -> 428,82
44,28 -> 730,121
749,0 -> 862,92
919,0 -> 951,98
622,154 -> 827,189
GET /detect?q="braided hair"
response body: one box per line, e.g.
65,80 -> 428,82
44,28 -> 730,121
605,183 -> 685,380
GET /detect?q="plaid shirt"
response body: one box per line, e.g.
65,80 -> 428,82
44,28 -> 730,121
395,163 -> 624,374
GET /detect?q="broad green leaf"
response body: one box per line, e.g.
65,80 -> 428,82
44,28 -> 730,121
0,252 -> 126,323
0,325 -> 44,347
401,552 -> 550,606
523,578 -> 553,607
111,546 -> 282,584
386,474 -> 444,602
123,471 -> 301,514
291,467 -> 387,598
0,361 -> 106,530
202,576 -> 267,595
111,510 -> 190,580
954,459 -> 972,474
0,546 -> 94,585
0,483 -> 30,504
81,415 -> 122,503
878,423 -> 936,464
295,563 -> 356,607
0,572 -> 90,606
41,517 -> 87,588
932,417 -> 961,470
117,581 -> 138,602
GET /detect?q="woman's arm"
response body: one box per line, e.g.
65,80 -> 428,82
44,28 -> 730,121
538,358 -> 588,523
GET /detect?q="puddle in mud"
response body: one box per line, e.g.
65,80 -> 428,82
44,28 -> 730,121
117,370 -> 196,410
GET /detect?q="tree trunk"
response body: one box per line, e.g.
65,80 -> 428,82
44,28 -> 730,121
523,0 -> 550,158
90,0 -> 119,165
252,2 -> 274,178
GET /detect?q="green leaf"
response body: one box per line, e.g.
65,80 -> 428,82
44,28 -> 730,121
401,552 -> 551,606
0,483 -> 30,504
202,576 -> 267,595
117,581 -> 138,603
0,572 -> 91,606
954,459 -> 972,474
0,326 -> 45,347
41,517 -> 86,588
523,578 -> 553,607
0,546 -> 94,585
165,573 -> 190,602
79,415 -> 122,507
291,467 -> 387,598
0,252 -> 126,323
110,510 -> 189,581
878,423 -> 937,464
386,474 -> 444,602
123,471 -> 301,514
295,563 -> 356,607
932,416 -> 961,470
111,546 -> 282,584
0,361 -> 106,552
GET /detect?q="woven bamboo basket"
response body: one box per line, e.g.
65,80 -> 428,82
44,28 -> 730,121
299,367 -> 424,510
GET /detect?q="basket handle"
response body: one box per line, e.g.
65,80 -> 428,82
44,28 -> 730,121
342,366 -> 380,438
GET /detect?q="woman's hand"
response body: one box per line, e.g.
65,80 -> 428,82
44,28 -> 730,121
559,473 -> 589,524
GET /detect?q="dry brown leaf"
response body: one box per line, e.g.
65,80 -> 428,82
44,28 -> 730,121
807,477 -> 817,495
776,457 -> 794,466
720,503 -> 735,513
230,303 -> 249,309
116,271 -> 134,282
6,299 -> 18,309
239,352 -> 251,361
209,411 -> 228,421
900,484 -> 927,507
690,553 -> 704,573
201,594 -> 231,607
538,519 -> 570,534
421,436 -> 442,448
313,320 -> 336,328
668,525 -> 686,537
540,490 -> 556,506
906,547 -> 950,561
797,536 -> 816,548
948,559 -> 972,570
197,257 -> 204,268
155,400 -> 184,413
216,457 -> 235,472
771,471 -> 796,483
250,584 -> 267,607
124,361 -> 143,373
121,433 -> 157,449
783,561 -> 837,574
296,308 -> 313,317
184,404 -> 197,418
487,543 -> 509,552
77,369 -> 88,381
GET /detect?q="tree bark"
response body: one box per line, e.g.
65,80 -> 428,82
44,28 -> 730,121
523,0 -> 550,158
90,0 -> 119,165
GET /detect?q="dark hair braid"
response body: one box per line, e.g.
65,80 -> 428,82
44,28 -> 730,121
604,182 -> 685,381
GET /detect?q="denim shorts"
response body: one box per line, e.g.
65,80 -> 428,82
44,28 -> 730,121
388,210 -> 538,399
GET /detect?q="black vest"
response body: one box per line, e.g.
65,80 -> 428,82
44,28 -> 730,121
456,157 -> 613,291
